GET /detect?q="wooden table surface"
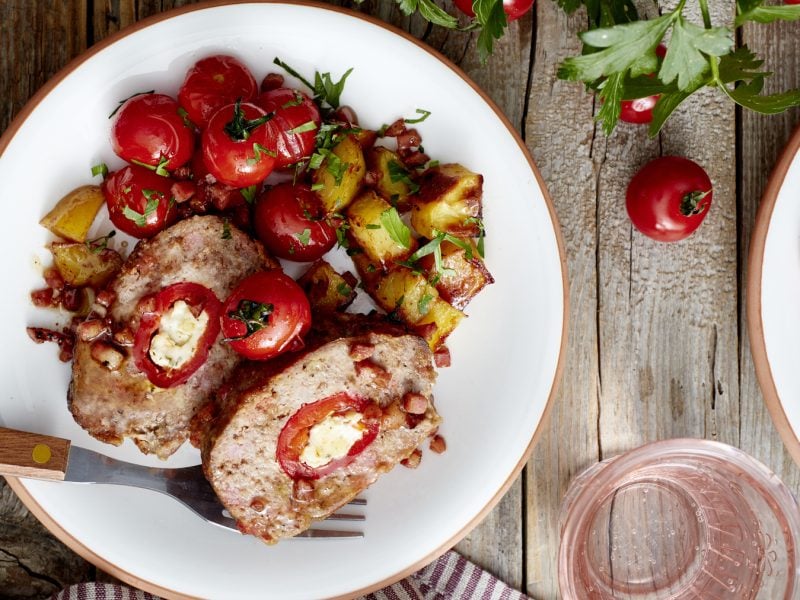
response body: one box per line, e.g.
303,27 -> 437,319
2,1 -> 799,599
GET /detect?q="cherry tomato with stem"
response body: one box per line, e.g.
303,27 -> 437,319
221,271 -> 311,361
453,0 -> 534,21
102,164 -> 178,238
626,156 -> 713,242
178,55 -> 258,128
202,100 -> 277,188
111,93 -> 195,172
132,282 -> 222,388
253,182 -> 336,262
277,392 -> 381,480
255,87 -> 321,169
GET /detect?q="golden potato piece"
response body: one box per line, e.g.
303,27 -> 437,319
368,147 -> 416,210
51,242 -> 123,288
373,268 -> 464,350
419,240 -> 494,310
297,260 -> 358,313
313,135 -> 366,214
411,164 -> 483,239
40,185 -> 105,242
347,190 -> 417,266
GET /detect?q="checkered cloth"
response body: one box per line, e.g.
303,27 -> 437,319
51,550 -> 530,599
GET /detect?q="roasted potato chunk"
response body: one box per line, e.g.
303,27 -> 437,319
313,135 -> 366,213
40,185 -> 105,242
347,190 -> 417,266
298,260 -> 358,313
411,164 -> 483,239
350,250 -> 383,295
368,147 -> 416,210
374,268 -> 464,349
419,240 -> 493,310
51,242 -> 123,288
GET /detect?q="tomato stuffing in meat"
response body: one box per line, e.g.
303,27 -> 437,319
255,87 -> 321,169
276,392 -> 381,480
178,55 -> 258,128
253,182 -> 336,261
220,271 -> 311,360
201,100 -> 277,187
132,282 -> 223,388
111,93 -> 195,171
626,156 -> 713,242
102,164 -> 178,238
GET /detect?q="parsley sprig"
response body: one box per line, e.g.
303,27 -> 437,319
557,0 -> 800,136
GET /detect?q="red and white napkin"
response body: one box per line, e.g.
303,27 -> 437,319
51,550 -> 530,600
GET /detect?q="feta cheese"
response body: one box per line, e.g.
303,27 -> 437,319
300,411 -> 366,468
148,300 -> 209,369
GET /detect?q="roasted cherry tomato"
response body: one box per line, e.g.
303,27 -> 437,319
178,55 -> 258,128
454,0 -> 534,20
277,392 -> 381,480
255,88 -> 321,169
221,271 -> 311,360
132,282 -> 222,388
201,101 -> 276,188
111,93 -> 195,171
253,183 -> 336,262
102,164 -> 178,238
626,156 -> 713,242
620,45 -> 667,124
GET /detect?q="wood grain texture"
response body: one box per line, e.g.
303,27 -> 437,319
0,429 -> 71,481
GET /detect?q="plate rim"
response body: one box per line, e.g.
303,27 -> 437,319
747,121 -> 800,467
1,1 -> 570,598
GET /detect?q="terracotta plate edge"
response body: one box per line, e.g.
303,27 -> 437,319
1,1 -> 570,599
746,122 -> 800,467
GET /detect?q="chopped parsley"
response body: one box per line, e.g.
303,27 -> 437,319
241,185 -> 258,204
418,293 -> 434,316
337,282 -> 353,297
123,191 -> 161,227
379,207 -> 412,250
131,156 -> 170,177
91,163 -> 108,178
295,228 -> 312,246
224,300 -> 274,340
108,89 -> 155,118
288,120 -> 318,135
404,108 -> 431,124
85,230 -> 115,254
222,219 -> 232,240
272,57 -> 353,113
247,142 -> 277,165
387,160 -> 420,193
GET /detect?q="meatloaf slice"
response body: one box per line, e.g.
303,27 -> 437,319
194,330 -> 440,544
68,215 -> 275,458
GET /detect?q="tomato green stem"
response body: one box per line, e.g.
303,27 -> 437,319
223,99 -> 273,141
680,189 -> 711,216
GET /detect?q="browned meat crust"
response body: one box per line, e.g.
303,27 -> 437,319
193,330 -> 440,543
68,215 -> 275,459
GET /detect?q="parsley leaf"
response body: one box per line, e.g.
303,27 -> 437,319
241,185 -> 258,204
736,0 -> 800,26
225,300 -> 274,340
123,191 -> 160,227
387,160 -> 421,194
288,120 -> 318,135
295,228 -> 311,246
405,109 -> 431,124
379,207 -> 412,250
474,0 -> 508,64
659,17 -> 732,91
91,163 -> 108,178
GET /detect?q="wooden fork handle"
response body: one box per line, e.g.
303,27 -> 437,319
0,427 -> 71,480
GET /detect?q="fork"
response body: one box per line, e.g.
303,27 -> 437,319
0,426 -> 364,539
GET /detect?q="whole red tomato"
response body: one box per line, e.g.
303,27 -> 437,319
102,164 -> 178,238
201,101 -> 276,187
626,156 -> 712,242
111,93 -> 195,171
453,0 -> 534,21
132,282 -> 222,388
253,183 -> 336,262
620,44 -> 667,124
255,87 -> 321,169
221,271 -> 311,361
276,392 -> 381,480
178,55 -> 258,128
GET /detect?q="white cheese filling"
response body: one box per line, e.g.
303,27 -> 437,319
300,411 -> 366,468
148,300 -> 209,369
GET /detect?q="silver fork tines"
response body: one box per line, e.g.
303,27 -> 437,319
64,447 -> 364,539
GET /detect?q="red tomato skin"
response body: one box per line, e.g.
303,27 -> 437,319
178,55 -> 258,128
201,102 -> 276,187
102,165 -> 178,238
255,88 -> 321,169
453,0 -> 535,20
221,271 -> 311,361
253,183 -> 336,262
626,156 -> 713,243
132,283 -> 222,388
111,93 -> 195,171
619,45 -> 667,125
276,393 -> 381,480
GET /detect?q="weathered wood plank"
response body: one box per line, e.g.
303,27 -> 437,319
524,1 -> 601,596
739,18 -> 800,497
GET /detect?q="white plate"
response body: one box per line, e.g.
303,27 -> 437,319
749,125 -> 800,466
0,3 -> 567,598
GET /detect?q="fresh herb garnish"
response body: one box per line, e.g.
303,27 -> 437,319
281,91 -> 306,109
225,300 -> 274,340
379,207 -> 412,250
295,228 -> 312,246
91,163 -> 108,178
222,219 -> 232,240
418,293 -> 434,316
273,58 -> 353,113
366,223 -> 382,230
337,282 -> 353,297
387,160 -> 421,194
288,120 -> 318,135
85,230 -> 116,254
108,90 -> 155,118
177,107 -> 194,128
247,142 -> 277,165
123,191 -> 161,227
131,156 -> 170,177
325,153 -> 348,185
404,108 -> 432,124
241,185 -> 258,204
